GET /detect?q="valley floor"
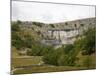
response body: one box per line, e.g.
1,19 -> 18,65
11,54 -> 96,74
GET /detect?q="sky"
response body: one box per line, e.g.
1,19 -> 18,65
12,1 -> 95,23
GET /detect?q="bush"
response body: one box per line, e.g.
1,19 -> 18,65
43,47 -> 76,66
30,44 -> 54,56
17,20 -> 22,24
50,24 -> 55,28
11,23 -> 20,32
72,27 -> 96,55
31,47 -> 40,56
40,46 -> 54,55
43,52 -> 58,65
63,44 -> 74,54
65,22 -> 68,25
57,55 -> 68,66
11,32 -> 24,49
32,22 -> 43,27
43,48 -> 64,66
74,27 -> 96,55
12,31 -> 35,49
82,28 -> 96,55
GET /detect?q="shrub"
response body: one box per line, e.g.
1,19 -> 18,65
43,47 -> 76,66
63,44 -> 74,54
30,44 -> 54,56
43,48 -> 64,66
75,27 -> 96,55
50,24 -> 55,28
11,23 -> 20,32
57,55 -> 68,66
40,46 -> 54,55
65,22 -> 68,25
32,22 -> 43,27
31,44 -> 42,56
82,28 -> 96,55
43,50 -> 59,65
17,20 -> 22,24
73,27 -> 96,55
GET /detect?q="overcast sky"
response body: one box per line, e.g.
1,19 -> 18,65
12,1 -> 95,23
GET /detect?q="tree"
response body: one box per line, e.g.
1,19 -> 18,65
63,44 -> 74,54
43,48 -> 64,66
50,24 -> 55,28
11,23 -> 20,31
82,28 -> 96,55
40,45 -> 54,55
17,20 -> 22,24
65,22 -> 68,25
32,22 -> 43,27
80,24 -> 84,27
42,42 -> 78,66
57,55 -> 68,66
74,24 -> 77,28
73,27 -> 96,55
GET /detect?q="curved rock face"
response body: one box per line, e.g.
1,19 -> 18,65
12,17 -> 96,46
41,18 -> 96,45
46,29 -> 78,44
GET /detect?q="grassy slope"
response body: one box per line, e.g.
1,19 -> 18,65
12,54 -> 96,74
76,52 -> 96,68
11,56 -> 42,68
11,45 -> 96,74
11,18 -> 96,74
14,66 -> 89,74
11,46 -> 96,74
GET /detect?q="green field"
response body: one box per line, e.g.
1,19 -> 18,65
11,56 -> 42,68
14,66 -> 90,74
11,54 -> 96,74
11,46 -> 96,74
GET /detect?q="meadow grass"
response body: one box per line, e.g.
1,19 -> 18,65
14,65 -> 95,74
11,56 -> 42,68
11,50 -> 96,74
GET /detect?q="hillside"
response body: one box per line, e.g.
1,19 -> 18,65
12,17 -> 96,45
11,17 -> 96,74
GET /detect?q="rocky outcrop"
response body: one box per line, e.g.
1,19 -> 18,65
12,17 -> 96,45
